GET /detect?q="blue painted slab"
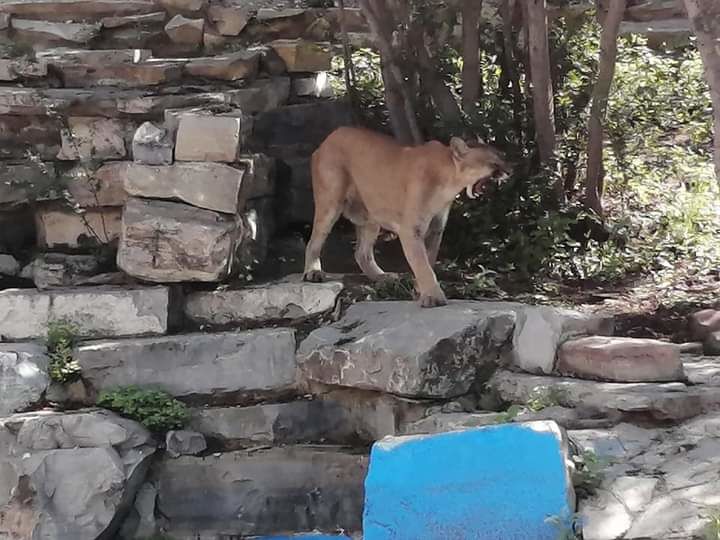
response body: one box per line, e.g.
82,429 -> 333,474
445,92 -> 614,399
252,535 -> 351,539
363,421 -> 574,540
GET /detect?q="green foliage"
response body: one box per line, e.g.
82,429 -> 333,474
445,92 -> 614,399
97,387 -> 190,433
572,450 -> 608,498
370,274 -> 416,301
526,385 -> 567,412
45,320 -> 81,383
493,404 -> 523,424
703,510 -> 720,540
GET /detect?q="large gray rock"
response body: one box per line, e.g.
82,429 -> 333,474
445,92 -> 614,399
153,447 -> 367,537
122,162 -> 245,214
489,369 -> 702,422
184,277 -> 343,326
30,253 -> 102,290
132,121 -> 173,165
0,409 -> 156,540
297,301 -> 516,398
118,197 -> 242,282
11,19 -> 101,43
0,343 -> 49,415
0,286 -> 168,341
76,328 -> 297,400
165,430 -> 206,458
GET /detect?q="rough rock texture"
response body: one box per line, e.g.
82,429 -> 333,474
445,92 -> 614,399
0,57 -> 47,82
184,277 -> 343,326
0,343 -> 49,415
0,0 -> 162,21
118,197 -> 241,282
30,253 -> 102,289
0,254 -> 20,276
298,301 -> 516,398
185,50 -> 260,81
122,162 -> 245,214
174,112 -> 245,162
557,336 -> 684,382
76,328 -> 296,400
0,285 -> 168,340
165,14 -> 204,46
689,308 -> 720,341
165,430 -> 207,458
576,412 -> 720,539
207,4 -> 249,35
270,39 -> 332,72
35,205 -> 122,249
399,411 -> 503,436
56,116 -> 127,160
153,447 -> 367,537
489,370 -> 703,421
66,162 -> 128,207
12,19 -> 101,43
0,409 -> 156,540
132,121 -> 173,165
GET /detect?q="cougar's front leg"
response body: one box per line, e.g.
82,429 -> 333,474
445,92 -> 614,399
398,223 -> 447,308
425,204 -> 451,267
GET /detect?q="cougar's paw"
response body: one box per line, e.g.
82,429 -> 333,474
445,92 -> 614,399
303,270 -> 325,283
419,292 -> 448,308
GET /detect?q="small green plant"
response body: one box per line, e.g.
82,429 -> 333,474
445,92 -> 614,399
493,404 -> 523,424
98,387 -> 190,433
545,510 -> 583,540
572,450 -> 608,498
526,386 -> 567,412
370,274 -> 416,301
703,510 -> 720,540
46,320 -> 81,383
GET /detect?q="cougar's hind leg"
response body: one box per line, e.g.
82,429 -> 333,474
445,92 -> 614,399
303,157 -> 347,282
354,222 -> 391,281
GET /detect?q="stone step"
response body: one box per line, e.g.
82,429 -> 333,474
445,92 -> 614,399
188,389 -> 432,448
0,285 -> 169,341
0,79 -> 289,117
152,446 -> 367,538
76,328 -> 296,401
489,369 -> 704,422
184,277 -> 343,327
0,0 -> 162,22
297,300 -> 612,399
556,336 -> 683,382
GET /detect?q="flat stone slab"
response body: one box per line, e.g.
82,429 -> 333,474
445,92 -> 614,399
298,301 -> 516,398
0,343 -> 49,415
363,421 -> 574,540
489,369 -> 703,421
557,336 -> 684,382
0,286 -> 168,341
0,0 -> 161,21
575,412 -> 720,540
175,112 -> 244,162
76,328 -> 296,400
185,278 -> 343,326
123,162 -> 246,214
153,447 -> 367,537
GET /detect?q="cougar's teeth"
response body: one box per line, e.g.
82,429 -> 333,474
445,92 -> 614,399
466,185 -> 478,199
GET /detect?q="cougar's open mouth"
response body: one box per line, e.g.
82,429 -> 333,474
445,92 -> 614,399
465,169 -> 508,200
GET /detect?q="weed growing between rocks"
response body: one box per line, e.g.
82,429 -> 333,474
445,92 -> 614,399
704,511 -> 720,540
572,449 -> 608,499
45,320 -> 81,383
526,386 -> 568,412
97,386 -> 190,433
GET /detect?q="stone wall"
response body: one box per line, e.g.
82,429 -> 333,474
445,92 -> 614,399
0,0 -> 365,287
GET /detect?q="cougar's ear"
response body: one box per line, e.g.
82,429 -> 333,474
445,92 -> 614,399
450,137 -> 470,160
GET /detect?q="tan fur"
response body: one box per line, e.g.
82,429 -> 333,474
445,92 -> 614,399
303,126 -> 508,307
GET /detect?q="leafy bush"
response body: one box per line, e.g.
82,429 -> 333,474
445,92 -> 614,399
46,320 -> 81,383
97,387 -> 190,433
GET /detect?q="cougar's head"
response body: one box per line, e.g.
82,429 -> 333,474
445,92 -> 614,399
450,137 -> 511,199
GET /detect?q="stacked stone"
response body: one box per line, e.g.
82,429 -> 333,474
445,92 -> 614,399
0,0 -> 366,289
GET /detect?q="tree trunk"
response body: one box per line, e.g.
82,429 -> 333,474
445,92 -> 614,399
584,0 -> 626,215
499,0 -> 524,143
524,0 -> 556,165
683,0 -> 720,183
461,0 -> 482,115
359,0 -> 423,145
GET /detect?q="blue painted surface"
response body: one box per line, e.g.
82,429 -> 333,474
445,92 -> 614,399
363,422 -> 573,540
253,535 -> 351,539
